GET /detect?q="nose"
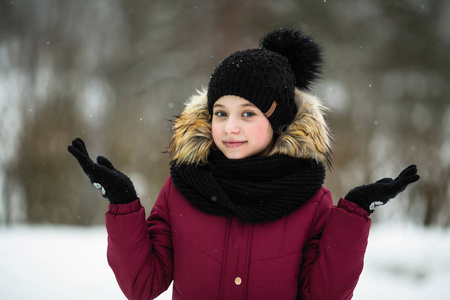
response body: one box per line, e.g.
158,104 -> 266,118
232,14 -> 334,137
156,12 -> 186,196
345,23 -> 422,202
224,117 -> 240,135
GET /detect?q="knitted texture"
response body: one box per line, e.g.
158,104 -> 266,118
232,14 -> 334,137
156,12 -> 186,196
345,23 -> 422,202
170,150 -> 326,222
207,28 -> 322,132
208,49 -> 297,131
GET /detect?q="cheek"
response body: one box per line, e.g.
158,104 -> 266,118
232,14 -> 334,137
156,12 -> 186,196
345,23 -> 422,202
250,123 -> 273,143
211,122 -> 222,142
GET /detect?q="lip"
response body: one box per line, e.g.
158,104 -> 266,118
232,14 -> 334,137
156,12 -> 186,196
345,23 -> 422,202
223,140 -> 246,148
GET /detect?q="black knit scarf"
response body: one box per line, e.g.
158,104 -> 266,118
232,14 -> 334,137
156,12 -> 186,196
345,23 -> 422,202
170,151 -> 326,223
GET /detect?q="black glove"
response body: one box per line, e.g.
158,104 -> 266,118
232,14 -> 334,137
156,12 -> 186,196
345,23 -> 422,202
345,165 -> 420,214
68,138 -> 137,204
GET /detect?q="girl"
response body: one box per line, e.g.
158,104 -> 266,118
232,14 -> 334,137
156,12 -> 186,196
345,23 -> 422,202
68,28 -> 419,300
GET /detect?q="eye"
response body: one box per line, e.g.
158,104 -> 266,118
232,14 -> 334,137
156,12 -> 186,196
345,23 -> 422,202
214,111 -> 227,117
242,111 -> 255,117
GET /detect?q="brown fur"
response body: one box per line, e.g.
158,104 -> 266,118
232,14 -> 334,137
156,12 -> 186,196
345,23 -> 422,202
168,89 -> 333,168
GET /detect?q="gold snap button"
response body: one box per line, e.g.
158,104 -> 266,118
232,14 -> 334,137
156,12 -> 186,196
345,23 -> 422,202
234,276 -> 242,285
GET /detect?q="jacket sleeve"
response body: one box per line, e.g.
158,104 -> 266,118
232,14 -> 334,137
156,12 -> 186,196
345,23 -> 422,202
299,190 -> 371,300
105,177 -> 174,300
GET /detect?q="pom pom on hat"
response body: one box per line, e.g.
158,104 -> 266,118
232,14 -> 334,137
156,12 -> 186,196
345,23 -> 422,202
260,28 -> 322,91
208,28 -> 322,132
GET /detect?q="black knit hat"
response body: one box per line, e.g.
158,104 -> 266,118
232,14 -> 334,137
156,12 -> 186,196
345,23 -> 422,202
207,28 -> 322,131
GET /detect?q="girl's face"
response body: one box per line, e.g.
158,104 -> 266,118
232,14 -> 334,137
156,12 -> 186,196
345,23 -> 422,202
212,95 -> 274,160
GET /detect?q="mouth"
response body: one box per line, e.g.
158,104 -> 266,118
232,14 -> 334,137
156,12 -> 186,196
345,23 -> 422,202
223,141 -> 247,148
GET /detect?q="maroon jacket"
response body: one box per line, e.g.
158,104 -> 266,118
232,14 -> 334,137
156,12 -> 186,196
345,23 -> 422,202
106,176 -> 371,300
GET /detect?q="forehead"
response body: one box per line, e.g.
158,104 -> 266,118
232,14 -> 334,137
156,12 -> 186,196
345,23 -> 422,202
213,95 -> 257,108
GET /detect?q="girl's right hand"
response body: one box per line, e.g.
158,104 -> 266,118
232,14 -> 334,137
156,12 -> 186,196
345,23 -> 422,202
68,138 -> 137,204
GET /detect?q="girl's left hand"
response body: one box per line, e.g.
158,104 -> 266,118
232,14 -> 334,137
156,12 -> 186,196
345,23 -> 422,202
344,165 -> 420,214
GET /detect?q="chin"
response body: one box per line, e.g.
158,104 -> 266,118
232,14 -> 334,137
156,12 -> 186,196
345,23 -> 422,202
223,150 -> 266,160
223,153 -> 246,160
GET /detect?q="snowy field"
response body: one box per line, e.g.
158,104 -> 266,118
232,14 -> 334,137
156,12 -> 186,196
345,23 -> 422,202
1,222 -> 450,300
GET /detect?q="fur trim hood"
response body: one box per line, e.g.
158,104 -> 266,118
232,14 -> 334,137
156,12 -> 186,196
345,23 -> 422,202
168,89 -> 333,168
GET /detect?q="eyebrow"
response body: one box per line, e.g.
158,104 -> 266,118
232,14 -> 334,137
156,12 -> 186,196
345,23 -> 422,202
213,103 -> 257,109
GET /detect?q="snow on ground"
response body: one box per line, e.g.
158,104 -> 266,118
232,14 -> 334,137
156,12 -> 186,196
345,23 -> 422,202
353,222 -> 450,299
1,222 -> 449,300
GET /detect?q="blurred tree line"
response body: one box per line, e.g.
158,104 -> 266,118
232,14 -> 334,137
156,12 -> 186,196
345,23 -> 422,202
0,0 -> 449,226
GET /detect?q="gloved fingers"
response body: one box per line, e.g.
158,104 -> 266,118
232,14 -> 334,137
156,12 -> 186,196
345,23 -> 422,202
376,177 -> 393,184
396,165 -> 418,180
394,173 -> 420,188
394,164 -> 420,187
384,165 -> 419,194
68,144 -> 93,168
71,138 -> 90,157
68,139 -> 99,177
384,173 -> 420,197
97,156 -> 117,171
